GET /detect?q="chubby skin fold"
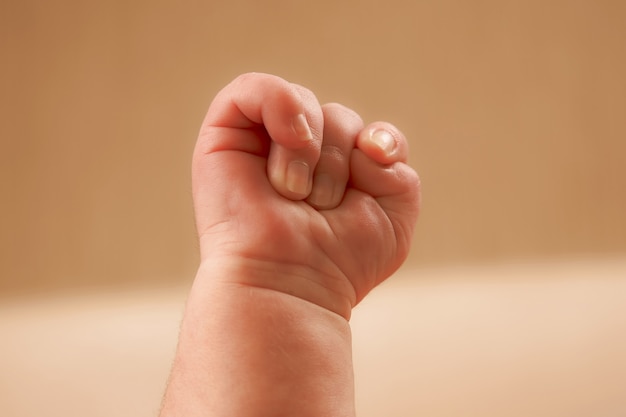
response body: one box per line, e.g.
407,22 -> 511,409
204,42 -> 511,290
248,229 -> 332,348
160,73 -> 420,417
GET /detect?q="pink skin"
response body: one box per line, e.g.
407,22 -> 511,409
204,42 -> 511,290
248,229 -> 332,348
191,72 -> 420,319
160,73 -> 421,417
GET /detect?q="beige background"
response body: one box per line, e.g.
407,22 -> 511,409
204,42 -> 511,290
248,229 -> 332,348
2,0 -> 625,294
1,2 -> 626,416
1,261 -> 625,417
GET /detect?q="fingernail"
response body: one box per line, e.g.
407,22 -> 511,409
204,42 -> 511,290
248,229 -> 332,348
293,113 -> 313,142
286,161 -> 311,196
370,129 -> 396,154
309,173 -> 336,208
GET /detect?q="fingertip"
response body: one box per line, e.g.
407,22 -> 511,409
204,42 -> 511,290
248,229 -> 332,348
307,173 -> 345,210
370,129 -> 396,154
292,113 -> 314,143
285,160 -> 313,197
267,152 -> 314,200
305,103 -> 364,210
290,83 -> 324,147
261,80 -> 322,201
357,123 -> 409,164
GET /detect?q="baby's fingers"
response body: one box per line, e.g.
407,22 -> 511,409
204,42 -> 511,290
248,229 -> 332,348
198,73 -> 323,199
350,123 -> 421,264
307,103 -> 364,210
266,83 -> 324,199
351,122 -> 415,197
355,122 -> 409,165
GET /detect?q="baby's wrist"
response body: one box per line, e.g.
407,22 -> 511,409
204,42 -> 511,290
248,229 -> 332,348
193,256 -> 356,320
166,259 -> 356,417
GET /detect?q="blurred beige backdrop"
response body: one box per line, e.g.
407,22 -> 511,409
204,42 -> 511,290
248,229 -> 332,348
2,0 -> 625,294
2,2 -> 626,417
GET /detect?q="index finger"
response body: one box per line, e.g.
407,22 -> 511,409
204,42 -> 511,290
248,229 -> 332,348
196,73 -> 324,199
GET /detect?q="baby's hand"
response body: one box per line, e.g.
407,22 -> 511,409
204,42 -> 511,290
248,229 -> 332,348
192,73 -> 420,319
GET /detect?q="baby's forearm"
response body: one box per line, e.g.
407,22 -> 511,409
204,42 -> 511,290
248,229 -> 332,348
160,266 -> 356,417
